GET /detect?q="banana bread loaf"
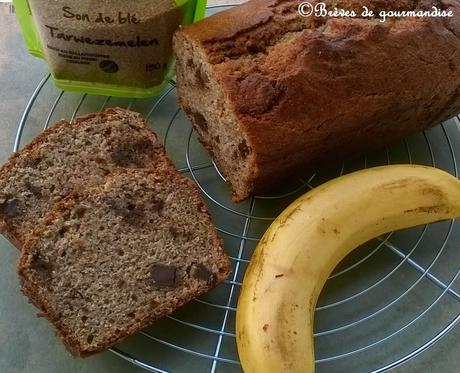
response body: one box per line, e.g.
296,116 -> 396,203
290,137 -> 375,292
0,108 -> 172,248
18,169 -> 232,357
174,0 -> 460,201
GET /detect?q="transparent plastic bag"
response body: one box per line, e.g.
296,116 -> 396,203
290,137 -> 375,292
13,0 -> 206,98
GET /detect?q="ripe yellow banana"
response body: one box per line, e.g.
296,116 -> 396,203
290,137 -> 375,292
236,165 -> 460,373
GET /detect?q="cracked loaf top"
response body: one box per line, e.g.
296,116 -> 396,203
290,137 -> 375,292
181,0 -> 460,163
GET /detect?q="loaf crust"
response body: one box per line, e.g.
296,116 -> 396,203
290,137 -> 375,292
0,119 -> 68,249
18,168 -> 232,357
175,0 -> 460,201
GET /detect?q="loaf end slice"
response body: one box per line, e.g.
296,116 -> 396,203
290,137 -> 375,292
0,108 -> 173,247
18,169 -> 231,357
174,28 -> 257,202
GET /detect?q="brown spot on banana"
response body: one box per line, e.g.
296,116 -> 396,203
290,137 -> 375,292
404,205 -> 451,214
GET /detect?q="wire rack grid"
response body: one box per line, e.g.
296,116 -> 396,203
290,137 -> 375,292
12,4 -> 460,372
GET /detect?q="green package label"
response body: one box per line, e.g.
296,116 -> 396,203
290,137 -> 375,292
13,0 -> 207,98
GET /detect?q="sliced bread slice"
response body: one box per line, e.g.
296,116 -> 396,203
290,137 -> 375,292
18,168 -> 232,357
0,108 -> 172,248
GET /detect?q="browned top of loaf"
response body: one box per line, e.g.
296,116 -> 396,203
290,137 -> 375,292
0,108 -> 172,246
180,0 -> 460,169
18,169 -> 232,357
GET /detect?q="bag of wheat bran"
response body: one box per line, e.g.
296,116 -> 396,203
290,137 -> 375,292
13,0 -> 206,98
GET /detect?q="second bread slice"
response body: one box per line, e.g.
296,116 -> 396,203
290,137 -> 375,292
18,169 -> 232,357
0,108 -> 172,248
